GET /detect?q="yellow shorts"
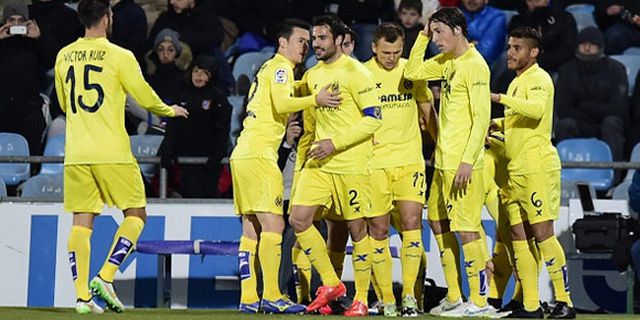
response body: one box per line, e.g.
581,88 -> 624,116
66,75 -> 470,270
291,168 -> 369,221
231,158 -> 284,215
369,164 -> 427,218
427,169 -> 484,232
290,169 -> 344,221
64,163 -> 146,213
507,170 -> 560,226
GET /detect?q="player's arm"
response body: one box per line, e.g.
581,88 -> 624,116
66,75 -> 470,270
461,64 -> 491,166
271,66 -> 340,114
331,76 -> 383,151
490,117 -> 504,132
119,51 -> 179,117
404,33 -> 445,81
53,55 -> 67,114
295,109 -> 316,169
415,80 -> 437,142
493,77 -> 550,120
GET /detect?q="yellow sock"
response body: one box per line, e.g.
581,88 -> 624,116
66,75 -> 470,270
513,240 -> 540,311
239,236 -> 259,304
489,241 -> 511,300
370,237 -> 394,303
296,227 -> 340,286
352,236 -> 372,304
538,236 -> 572,306
99,216 -> 144,282
529,238 -> 541,273
328,249 -> 346,279
415,251 -> 428,310
259,232 -> 283,301
68,226 -> 92,301
401,230 -> 424,297
292,246 -> 312,303
479,227 -> 491,263
462,239 -> 488,307
371,270 -> 384,303
512,276 -> 523,303
435,232 -> 462,302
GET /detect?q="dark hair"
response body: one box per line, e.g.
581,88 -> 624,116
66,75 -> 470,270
373,22 -> 405,44
399,0 -> 422,14
343,24 -> 357,44
509,26 -> 542,49
429,7 -> 467,38
276,18 -> 311,41
77,0 -> 110,29
311,14 -> 346,40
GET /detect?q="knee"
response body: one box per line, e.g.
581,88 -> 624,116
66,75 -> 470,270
369,222 -> 389,240
288,214 -> 311,233
124,208 -> 147,223
457,231 -> 479,244
401,215 -> 421,232
531,222 -> 554,242
428,219 -> 447,234
349,221 -> 368,242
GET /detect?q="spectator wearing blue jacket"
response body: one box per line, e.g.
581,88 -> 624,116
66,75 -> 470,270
461,0 -> 507,65
629,171 -> 640,281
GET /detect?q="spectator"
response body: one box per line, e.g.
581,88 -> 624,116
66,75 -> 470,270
111,0 -> 148,68
159,55 -> 231,198
461,0 -> 507,65
555,27 -> 629,166
0,1 -> 56,156
28,0 -> 83,51
628,171 -> 640,280
595,1 -> 640,55
397,0 -> 424,59
146,28 -> 191,104
509,0 -> 577,73
337,0 -> 396,25
489,0 -> 519,11
342,24 -> 357,57
149,0 -> 225,57
630,72 -> 640,150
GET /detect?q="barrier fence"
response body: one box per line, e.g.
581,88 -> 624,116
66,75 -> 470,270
1,156 -> 639,199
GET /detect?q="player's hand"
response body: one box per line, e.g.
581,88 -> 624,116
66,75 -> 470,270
454,162 -> 473,189
171,105 -> 189,118
25,20 -> 40,39
0,24 -> 12,40
286,121 -> 302,146
308,139 -> 336,160
490,93 -> 501,103
315,84 -> 342,107
421,23 -> 431,37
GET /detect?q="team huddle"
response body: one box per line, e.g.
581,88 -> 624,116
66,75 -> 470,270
230,8 -> 576,320
56,0 -> 574,318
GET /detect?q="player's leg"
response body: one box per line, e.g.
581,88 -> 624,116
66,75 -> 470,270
64,164 -> 104,314
254,212 -> 286,302
343,217 -> 372,317
239,215 -> 261,312
368,214 -> 396,316
290,169 -> 345,312
428,170 -> 463,315
528,172 -> 574,319
326,217 -> 348,279
442,169 -> 492,317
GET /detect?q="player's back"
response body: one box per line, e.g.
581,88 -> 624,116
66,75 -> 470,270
231,54 -> 291,161
55,38 -> 140,165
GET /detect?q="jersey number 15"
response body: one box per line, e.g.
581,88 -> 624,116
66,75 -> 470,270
65,64 -> 105,113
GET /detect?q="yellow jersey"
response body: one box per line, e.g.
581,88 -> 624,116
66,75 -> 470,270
497,63 -> 561,174
231,53 -> 317,161
364,58 -> 431,169
301,54 -> 381,174
484,131 -> 508,191
405,34 -> 491,171
54,37 -> 175,165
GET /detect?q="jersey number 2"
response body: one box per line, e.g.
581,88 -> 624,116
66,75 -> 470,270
65,64 -> 105,113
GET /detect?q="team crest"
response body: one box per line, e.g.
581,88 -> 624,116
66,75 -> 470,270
275,196 -> 283,207
275,68 -> 287,84
330,81 -> 340,93
202,100 -> 211,110
403,80 -> 414,90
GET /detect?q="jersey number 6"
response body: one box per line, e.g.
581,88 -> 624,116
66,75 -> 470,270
65,64 -> 105,113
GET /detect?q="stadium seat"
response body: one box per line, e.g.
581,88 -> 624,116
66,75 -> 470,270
0,178 -> 6,197
501,10 -> 518,26
610,54 -> 640,95
21,174 -> 63,200
612,180 -> 632,201
228,95 -> 244,150
0,132 -> 30,186
624,47 -> 640,56
130,135 -> 164,178
232,51 -> 273,82
557,138 -> 614,191
624,142 -> 640,181
40,135 -> 65,175
565,4 -> 597,32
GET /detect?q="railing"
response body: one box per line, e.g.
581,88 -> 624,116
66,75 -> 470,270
1,156 -> 639,199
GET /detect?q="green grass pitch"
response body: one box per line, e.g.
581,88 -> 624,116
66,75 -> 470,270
0,308 -> 636,319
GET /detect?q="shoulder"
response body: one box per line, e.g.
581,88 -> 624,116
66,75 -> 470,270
486,6 -> 506,21
532,67 -> 554,88
605,57 -> 627,73
465,49 -> 490,74
348,57 -> 373,76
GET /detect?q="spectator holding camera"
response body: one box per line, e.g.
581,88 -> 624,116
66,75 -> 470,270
0,1 -> 56,156
595,1 -> 640,55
